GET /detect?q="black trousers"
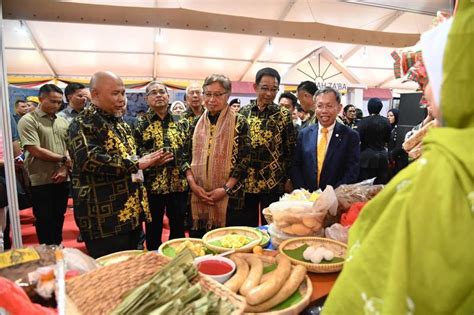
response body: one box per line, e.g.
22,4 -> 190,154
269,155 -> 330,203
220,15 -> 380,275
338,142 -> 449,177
30,183 -> 69,245
85,228 -> 141,259
146,192 -> 187,250
243,192 -> 281,227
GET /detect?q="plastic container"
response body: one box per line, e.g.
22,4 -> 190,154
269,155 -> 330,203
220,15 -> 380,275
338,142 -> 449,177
269,200 -> 325,236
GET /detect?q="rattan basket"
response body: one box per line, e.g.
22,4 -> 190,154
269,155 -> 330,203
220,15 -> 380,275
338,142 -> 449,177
279,237 -> 347,273
95,250 -> 144,266
245,275 -> 312,315
202,226 -> 262,253
66,252 -> 246,314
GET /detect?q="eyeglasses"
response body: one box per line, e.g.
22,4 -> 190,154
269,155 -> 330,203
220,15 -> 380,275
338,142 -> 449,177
147,89 -> 168,96
204,91 -> 227,98
258,85 -> 279,93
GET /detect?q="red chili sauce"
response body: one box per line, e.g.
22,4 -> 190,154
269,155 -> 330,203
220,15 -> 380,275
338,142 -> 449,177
197,260 -> 233,275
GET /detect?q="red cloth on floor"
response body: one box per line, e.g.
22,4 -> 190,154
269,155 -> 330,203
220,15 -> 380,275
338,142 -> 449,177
340,202 -> 367,227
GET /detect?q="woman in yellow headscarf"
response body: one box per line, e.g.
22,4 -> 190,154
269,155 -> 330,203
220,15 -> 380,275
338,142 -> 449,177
323,3 -> 473,314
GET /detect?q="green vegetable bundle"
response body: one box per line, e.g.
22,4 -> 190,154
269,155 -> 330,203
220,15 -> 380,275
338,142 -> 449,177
111,249 -> 236,314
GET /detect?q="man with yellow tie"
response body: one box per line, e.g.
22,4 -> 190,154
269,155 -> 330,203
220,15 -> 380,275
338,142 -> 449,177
291,86 -> 360,191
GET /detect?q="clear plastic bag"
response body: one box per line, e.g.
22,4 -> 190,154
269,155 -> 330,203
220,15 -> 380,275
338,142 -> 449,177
325,223 -> 349,244
269,186 -> 338,236
335,179 -> 384,214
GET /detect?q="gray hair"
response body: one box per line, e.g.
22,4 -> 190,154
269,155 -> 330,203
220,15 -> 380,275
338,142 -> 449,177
202,74 -> 232,93
146,81 -> 168,95
314,86 -> 341,104
186,81 -> 202,94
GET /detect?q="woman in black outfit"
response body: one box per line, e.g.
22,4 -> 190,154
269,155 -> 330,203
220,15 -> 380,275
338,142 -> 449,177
387,108 -> 408,180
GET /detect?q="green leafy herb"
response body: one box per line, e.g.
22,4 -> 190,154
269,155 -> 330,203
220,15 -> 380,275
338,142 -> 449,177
283,244 -> 345,264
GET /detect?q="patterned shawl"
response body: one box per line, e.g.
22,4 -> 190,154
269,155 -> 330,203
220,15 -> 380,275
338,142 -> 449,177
191,106 -> 236,229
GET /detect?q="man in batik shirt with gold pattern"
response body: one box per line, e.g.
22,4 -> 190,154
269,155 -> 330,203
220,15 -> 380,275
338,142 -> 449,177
239,68 -> 297,226
134,81 -> 188,250
68,71 -> 168,258
181,81 -> 204,125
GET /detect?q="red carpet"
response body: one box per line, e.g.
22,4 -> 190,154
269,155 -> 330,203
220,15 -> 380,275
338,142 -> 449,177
19,199 -> 172,254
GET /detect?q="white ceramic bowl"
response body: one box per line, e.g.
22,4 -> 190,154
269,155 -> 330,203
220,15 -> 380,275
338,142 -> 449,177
193,255 -> 236,283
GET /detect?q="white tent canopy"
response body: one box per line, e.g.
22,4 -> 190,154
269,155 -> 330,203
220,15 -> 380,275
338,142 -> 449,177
0,0 -> 453,249
3,0 -> 451,89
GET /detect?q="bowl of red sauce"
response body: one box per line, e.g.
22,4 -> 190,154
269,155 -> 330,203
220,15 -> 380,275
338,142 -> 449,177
194,256 -> 236,283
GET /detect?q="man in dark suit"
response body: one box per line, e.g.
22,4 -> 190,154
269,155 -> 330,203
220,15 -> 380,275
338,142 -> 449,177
291,87 -> 360,191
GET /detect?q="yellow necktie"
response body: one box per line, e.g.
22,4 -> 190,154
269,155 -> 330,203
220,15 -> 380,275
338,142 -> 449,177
317,127 -> 328,185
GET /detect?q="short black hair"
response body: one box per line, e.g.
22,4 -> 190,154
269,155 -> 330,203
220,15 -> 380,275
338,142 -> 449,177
297,81 -> 318,96
38,84 -> 63,97
314,86 -> 341,104
279,92 -> 298,108
64,83 -> 85,101
343,104 -> 355,114
255,67 -> 281,85
14,99 -> 26,108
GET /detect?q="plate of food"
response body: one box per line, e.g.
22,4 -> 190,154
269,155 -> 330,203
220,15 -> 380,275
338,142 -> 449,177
224,253 -> 312,314
95,250 -> 144,267
202,227 -> 262,253
158,238 -> 213,258
279,237 -> 347,273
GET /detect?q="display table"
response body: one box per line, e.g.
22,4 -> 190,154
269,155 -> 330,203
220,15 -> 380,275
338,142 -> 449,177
308,272 -> 338,302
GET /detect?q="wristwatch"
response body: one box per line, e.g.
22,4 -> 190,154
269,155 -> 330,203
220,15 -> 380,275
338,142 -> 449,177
61,155 -> 68,164
223,184 -> 232,195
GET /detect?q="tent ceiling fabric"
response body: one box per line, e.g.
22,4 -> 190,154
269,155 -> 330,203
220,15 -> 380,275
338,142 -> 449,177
2,0 -> 448,89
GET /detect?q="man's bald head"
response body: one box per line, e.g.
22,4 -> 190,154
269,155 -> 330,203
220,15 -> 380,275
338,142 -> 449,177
89,71 -> 126,117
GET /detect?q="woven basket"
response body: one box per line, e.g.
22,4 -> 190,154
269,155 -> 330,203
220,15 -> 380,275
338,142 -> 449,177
66,252 -> 246,314
157,238 -> 208,257
203,226 -> 262,253
95,250 -> 144,266
279,237 -> 347,273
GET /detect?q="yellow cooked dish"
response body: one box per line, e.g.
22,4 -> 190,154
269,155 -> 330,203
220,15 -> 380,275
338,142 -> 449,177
175,240 -> 206,256
220,234 -> 250,248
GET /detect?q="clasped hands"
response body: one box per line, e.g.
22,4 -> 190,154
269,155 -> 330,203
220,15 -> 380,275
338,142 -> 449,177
191,184 -> 226,206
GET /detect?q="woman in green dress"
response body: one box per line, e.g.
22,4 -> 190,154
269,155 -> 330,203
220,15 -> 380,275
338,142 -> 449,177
323,3 -> 474,314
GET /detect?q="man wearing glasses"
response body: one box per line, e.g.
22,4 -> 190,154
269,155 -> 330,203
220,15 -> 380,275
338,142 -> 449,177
239,67 -> 297,226
134,81 -> 188,250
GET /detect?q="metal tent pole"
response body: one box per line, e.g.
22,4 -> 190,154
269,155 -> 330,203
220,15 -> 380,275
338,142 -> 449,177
0,0 -> 23,248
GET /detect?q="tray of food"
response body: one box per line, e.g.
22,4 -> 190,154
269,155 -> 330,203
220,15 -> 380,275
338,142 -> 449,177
202,227 -> 262,253
223,253 -> 312,314
158,238 -> 214,258
279,237 -> 347,273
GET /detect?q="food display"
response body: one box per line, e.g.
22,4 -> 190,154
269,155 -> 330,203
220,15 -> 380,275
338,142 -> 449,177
158,238 -> 210,257
223,253 -> 312,313
268,186 -> 338,238
194,256 -> 236,283
279,189 -> 320,202
202,227 -> 262,253
66,250 -> 245,314
279,237 -> 347,273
